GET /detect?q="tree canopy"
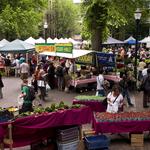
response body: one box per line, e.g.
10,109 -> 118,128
0,0 -> 47,40
82,0 -> 149,51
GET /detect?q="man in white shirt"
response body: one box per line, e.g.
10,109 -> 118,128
20,59 -> 29,80
96,70 -> 105,96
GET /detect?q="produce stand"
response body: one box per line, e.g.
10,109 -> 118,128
70,75 -> 121,88
73,95 -> 106,112
0,106 -> 92,149
93,112 -> 150,134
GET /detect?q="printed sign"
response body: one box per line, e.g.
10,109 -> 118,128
96,52 -> 115,67
35,43 -> 55,53
76,53 -> 94,65
55,43 -> 73,53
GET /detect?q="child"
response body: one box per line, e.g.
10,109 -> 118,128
0,73 -> 4,99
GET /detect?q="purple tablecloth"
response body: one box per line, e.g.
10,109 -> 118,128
73,99 -> 106,112
0,107 -> 92,147
93,116 -> 150,134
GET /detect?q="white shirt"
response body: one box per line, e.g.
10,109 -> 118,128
106,92 -> 123,113
20,62 -> 29,73
142,68 -> 148,77
96,74 -> 104,90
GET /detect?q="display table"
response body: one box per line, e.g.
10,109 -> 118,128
93,112 -> 150,134
70,75 -> 121,87
0,107 -> 92,148
73,96 -> 106,112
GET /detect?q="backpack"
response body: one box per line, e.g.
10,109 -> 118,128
56,66 -> 63,77
28,86 -> 35,101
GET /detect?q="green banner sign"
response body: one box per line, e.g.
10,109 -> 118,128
55,43 -> 73,53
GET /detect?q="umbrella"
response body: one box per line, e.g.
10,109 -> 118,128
0,39 -> 10,47
124,36 -> 136,44
25,37 -> 36,45
0,39 -> 35,52
103,37 -> 124,44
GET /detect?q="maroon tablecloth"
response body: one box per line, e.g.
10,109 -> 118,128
73,99 -> 106,112
93,113 -> 150,134
0,107 -> 92,147
70,75 -> 121,87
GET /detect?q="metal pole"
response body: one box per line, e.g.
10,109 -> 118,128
134,19 -> 139,84
44,28 -> 47,43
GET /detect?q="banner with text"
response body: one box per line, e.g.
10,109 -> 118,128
55,43 -> 73,53
75,53 -> 94,65
96,52 -> 115,67
35,43 -> 55,53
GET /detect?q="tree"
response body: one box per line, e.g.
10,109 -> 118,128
0,0 -> 47,40
46,0 -> 81,38
82,0 -> 147,51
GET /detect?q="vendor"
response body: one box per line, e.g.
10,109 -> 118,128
106,85 -> 124,113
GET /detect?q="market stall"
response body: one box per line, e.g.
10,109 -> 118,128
70,75 -> 121,88
73,95 -> 106,112
93,112 -> 150,134
0,106 -> 92,148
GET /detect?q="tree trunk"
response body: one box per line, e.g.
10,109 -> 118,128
91,28 -> 103,51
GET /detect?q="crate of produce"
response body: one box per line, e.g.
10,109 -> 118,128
57,140 -> 79,150
0,109 -> 14,123
131,134 -> 144,147
84,135 -> 110,150
83,130 -> 96,137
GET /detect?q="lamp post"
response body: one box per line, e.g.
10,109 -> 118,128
44,21 -> 48,43
134,8 -> 141,83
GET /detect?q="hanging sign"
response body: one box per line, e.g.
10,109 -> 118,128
96,52 -> 115,67
55,43 -> 73,53
35,43 -> 55,53
76,53 -> 94,65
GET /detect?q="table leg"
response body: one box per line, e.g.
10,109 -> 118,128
79,126 -> 82,140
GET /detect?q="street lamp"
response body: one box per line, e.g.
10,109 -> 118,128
134,8 -> 141,83
44,21 -> 48,43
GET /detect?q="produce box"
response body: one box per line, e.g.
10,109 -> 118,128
0,109 -> 14,123
75,95 -> 105,101
84,135 -> 110,150
83,130 -> 96,137
131,134 -> 144,147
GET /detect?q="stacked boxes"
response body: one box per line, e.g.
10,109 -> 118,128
57,126 -> 79,150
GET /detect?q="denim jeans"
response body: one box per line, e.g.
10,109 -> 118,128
122,89 -> 132,105
96,89 -> 105,96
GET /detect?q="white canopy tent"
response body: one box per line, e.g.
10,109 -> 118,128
140,36 -> 150,43
0,39 -> 10,47
36,37 -> 45,43
25,37 -> 36,45
47,37 -> 54,43
40,49 -> 92,59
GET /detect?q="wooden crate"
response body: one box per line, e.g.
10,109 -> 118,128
131,134 -> 144,147
83,130 -> 96,137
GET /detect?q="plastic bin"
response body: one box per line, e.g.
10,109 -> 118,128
84,135 -> 110,150
57,140 -> 79,150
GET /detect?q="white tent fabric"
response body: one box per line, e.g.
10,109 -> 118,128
36,37 -> 45,43
40,49 -> 92,59
103,37 -> 124,44
140,36 -> 150,43
53,38 -> 59,43
0,39 -> 35,52
0,39 -> 10,47
47,37 -> 54,43
25,37 -> 36,45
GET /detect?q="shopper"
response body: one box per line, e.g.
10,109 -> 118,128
0,74 -> 4,99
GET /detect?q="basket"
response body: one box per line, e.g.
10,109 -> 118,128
84,135 -> 110,150
57,140 -> 79,150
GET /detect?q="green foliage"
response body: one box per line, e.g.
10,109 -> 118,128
0,0 -> 47,40
46,0 -> 81,38
82,0 -> 149,45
